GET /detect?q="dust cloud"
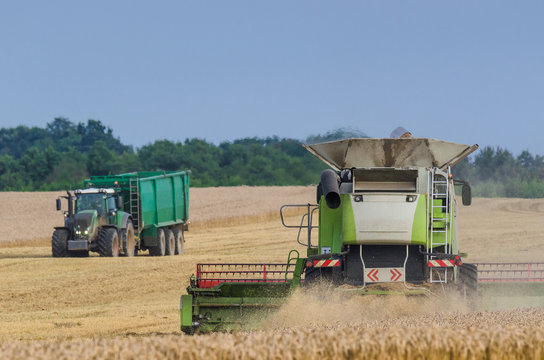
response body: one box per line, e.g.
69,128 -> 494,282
263,283 -> 470,330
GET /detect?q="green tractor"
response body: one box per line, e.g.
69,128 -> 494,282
52,188 -> 135,257
180,137 -> 481,334
52,171 -> 190,257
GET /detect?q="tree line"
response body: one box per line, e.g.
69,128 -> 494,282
0,118 -> 543,198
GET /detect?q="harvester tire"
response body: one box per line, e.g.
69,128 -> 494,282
149,229 -> 165,256
174,229 -> 184,255
165,229 -> 175,256
123,221 -> 135,257
98,228 -> 120,257
52,229 -> 69,257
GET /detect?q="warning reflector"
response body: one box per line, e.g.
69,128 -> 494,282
364,267 -> 405,283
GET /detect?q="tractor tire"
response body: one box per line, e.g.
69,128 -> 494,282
165,229 -> 175,256
98,228 -> 120,257
174,229 -> 184,255
149,228 -> 166,256
52,229 -> 69,257
123,220 -> 136,257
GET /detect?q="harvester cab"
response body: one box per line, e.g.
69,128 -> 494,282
180,137 -> 480,334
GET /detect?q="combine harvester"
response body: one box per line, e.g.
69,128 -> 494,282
179,137 -> 541,334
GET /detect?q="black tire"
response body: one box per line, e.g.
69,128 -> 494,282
149,228 -> 165,256
52,229 -> 69,257
174,229 -> 184,255
123,221 -> 135,257
165,229 -> 175,256
98,228 -> 120,257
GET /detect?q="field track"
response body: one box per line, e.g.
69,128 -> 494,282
1,187 -> 544,358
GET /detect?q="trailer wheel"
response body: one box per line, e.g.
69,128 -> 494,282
165,229 -> 175,256
52,229 -> 69,257
149,228 -> 166,256
123,221 -> 135,257
98,228 -> 120,257
174,229 -> 184,255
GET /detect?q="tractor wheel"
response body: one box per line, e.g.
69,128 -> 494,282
123,221 -> 135,257
98,228 -> 120,257
52,229 -> 69,257
165,229 -> 175,256
174,229 -> 184,255
149,228 -> 165,256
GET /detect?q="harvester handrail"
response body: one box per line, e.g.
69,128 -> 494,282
280,204 -> 318,248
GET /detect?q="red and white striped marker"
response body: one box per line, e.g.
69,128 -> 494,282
428,259 -> 456,267
312,259 -> 341,268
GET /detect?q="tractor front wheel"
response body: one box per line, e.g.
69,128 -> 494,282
98,228 -> 120,257
52,229 -> 69,257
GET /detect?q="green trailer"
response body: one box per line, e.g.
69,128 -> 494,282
52,170 -> 190,257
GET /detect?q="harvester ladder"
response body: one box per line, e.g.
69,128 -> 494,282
427,167 -> 452,283
129,177 -> 141,236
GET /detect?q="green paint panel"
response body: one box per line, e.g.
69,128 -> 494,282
411,195 -> 427,245
341,195 -> 356,245
180,295 -> 193,328
318,195 -> 344,253
140,172 -> 190,229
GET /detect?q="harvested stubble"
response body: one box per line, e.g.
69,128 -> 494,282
1,308 -> 544,359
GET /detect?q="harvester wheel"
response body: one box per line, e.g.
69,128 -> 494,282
149,228 -> 166,256
123,221 -> 135,257
174,229 -> 184,255
98,228 -> 120,257
52,229 -> 69,257
165,229 -> 175,256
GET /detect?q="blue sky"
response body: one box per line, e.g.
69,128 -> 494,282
1,1 -> 543,154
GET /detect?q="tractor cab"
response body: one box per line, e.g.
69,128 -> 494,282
74,188 -> 119,217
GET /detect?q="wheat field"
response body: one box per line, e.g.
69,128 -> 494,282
1,187 -> 544,358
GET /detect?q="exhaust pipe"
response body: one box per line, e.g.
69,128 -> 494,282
321,169 -> 341,209
66,191 -> 74,217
